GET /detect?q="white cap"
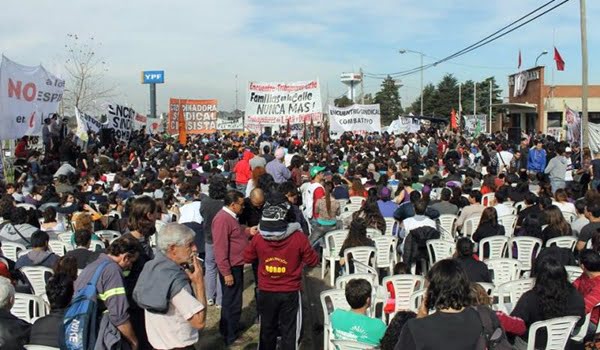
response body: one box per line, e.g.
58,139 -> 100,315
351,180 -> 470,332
565,147 -> 572,153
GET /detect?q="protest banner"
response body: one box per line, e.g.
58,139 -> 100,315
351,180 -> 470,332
328,104 -> 381,139
216,111 -> 244,130
388,116 -> 420,134
107,103 -> 134,142
0,55 -> 65,140
133,113 -> 162,134
463,115 -> 487,136
74,108 -> 104,134
245,80 -> 322,134
167,99 -> 218,134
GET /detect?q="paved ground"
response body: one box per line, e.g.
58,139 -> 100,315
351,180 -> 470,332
196,265 -> 332,350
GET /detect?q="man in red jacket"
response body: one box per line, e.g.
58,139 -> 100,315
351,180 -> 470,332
574,249 -> 600,333
232,150 -> 254,194
244,192 -> 319,350
212,190 -> 256,346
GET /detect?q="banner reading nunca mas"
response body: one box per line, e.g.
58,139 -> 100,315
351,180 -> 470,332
245,80 -> 322,134
328,104 -> 381,139
168,99 -> 218,134
0,56 -> 65,140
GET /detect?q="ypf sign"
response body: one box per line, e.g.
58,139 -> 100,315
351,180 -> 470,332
141,70 -> 165,84
0,55 -> 64,140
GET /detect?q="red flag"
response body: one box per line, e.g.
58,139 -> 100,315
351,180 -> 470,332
450,108 -> 457,129
178,99 -> 187,146
554,47 -> 565,71
518,50 -> 522,69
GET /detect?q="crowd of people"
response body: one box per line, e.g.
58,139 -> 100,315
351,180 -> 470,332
0,117 -> 600,350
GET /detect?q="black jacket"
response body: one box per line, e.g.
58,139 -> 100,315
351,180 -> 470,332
402,226 -> 440,268
29,309 -> 65,348
0,309 -> 31,350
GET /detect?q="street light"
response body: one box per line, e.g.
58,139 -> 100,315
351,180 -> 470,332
399,49 -> 424,116
535,50 -> 548,67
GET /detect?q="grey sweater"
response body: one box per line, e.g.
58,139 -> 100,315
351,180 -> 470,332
545,155 -> 569,181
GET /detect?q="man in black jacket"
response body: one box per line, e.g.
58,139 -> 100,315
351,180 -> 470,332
0,276 -> 30,350
29,274 -> 73,347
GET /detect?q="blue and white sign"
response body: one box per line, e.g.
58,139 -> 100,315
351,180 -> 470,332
141,70 -> 165,84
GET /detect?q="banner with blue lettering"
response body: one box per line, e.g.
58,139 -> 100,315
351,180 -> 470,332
107,103 -> 134,142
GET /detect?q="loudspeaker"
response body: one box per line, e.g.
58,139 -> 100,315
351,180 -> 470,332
508,127 -> 521,145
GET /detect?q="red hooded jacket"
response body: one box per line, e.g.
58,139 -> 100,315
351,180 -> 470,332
233,150 -> 253,185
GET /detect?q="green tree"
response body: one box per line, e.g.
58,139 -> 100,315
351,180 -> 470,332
375,76 -> 403,125
410,83 -> 437,116
334,95 -> 354,107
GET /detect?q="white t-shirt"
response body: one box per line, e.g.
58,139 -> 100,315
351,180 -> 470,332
497,151 -> 514,173
145,288 -> 204,349
403,215 -> 437,235
494,203 -> 513,217
178,201 -> 203,224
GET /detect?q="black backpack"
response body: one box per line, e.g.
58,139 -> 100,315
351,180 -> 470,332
474,306 -> 514,350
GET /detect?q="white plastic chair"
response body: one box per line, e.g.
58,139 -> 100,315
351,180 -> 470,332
565,265 -> 584,283
334,273 -> 378,290
498,214 -> 518,237
331,339 -> 377,350
336,199 -> 348,213
478,236 -> 508,260
0,241 -> 27,261
382,274 -> 425,318
408,289 -> 426,313
366,228 -> 383,239
495,278 -> 535,305
24,346 -> 60,350
20,266 -> 54,296
384,217 -> 398,236
526,316 -> 580,350
485,258 -> 523,286
571,302 -> 600,342
462,215 -> 482,238
437,214 -> 458,242
16,203 -> 37,211
343,247 -> 376,275
562,211 -> 577,223
322,230 -> 348,286
89,240 -> 106,252
508,237 -> 542,272
11,293 -> 47,323
426,239 -> 454,267
95,230 -> 121,241
321,289 -> 351,350
57,232 -> 73,245
348,196 -> 365,205
373,235 -> 398,276
482,192 -> 495,207
47,240 -> 72,257
546,236 -> 578,251
476,282 -> 495,296
514,201 -> 526,213
344,203 -> 362,213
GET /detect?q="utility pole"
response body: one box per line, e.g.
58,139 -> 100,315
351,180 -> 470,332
580,0 -> 589,148
473,82 -> 477,117
419,53 -> 423,116
489,78 -> 493,134
235,74 -> 239,111
360,68 -> 365,104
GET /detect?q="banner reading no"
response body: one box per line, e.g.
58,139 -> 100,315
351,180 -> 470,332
168,99 -> 218,134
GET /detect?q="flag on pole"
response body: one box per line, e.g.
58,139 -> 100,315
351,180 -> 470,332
286,117 -> 291,135
310,117 -> 315,138
74,107 -> 89,142
450,108 -> 457,129
178,99 -> 187,146
474,117 -> 482,137
554,47 -> 565,71
518,50 -> 522,69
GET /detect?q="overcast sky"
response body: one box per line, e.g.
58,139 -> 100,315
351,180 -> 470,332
1,0 -> 598,115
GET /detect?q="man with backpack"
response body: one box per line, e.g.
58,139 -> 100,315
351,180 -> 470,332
64,236 -> 140,350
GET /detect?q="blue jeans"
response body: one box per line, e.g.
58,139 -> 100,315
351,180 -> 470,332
204,243 -> 222,305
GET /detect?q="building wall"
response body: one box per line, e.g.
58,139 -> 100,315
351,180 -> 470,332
544,97 -> 600,112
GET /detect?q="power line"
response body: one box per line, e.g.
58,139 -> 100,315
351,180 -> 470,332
364,0 -> 570,79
